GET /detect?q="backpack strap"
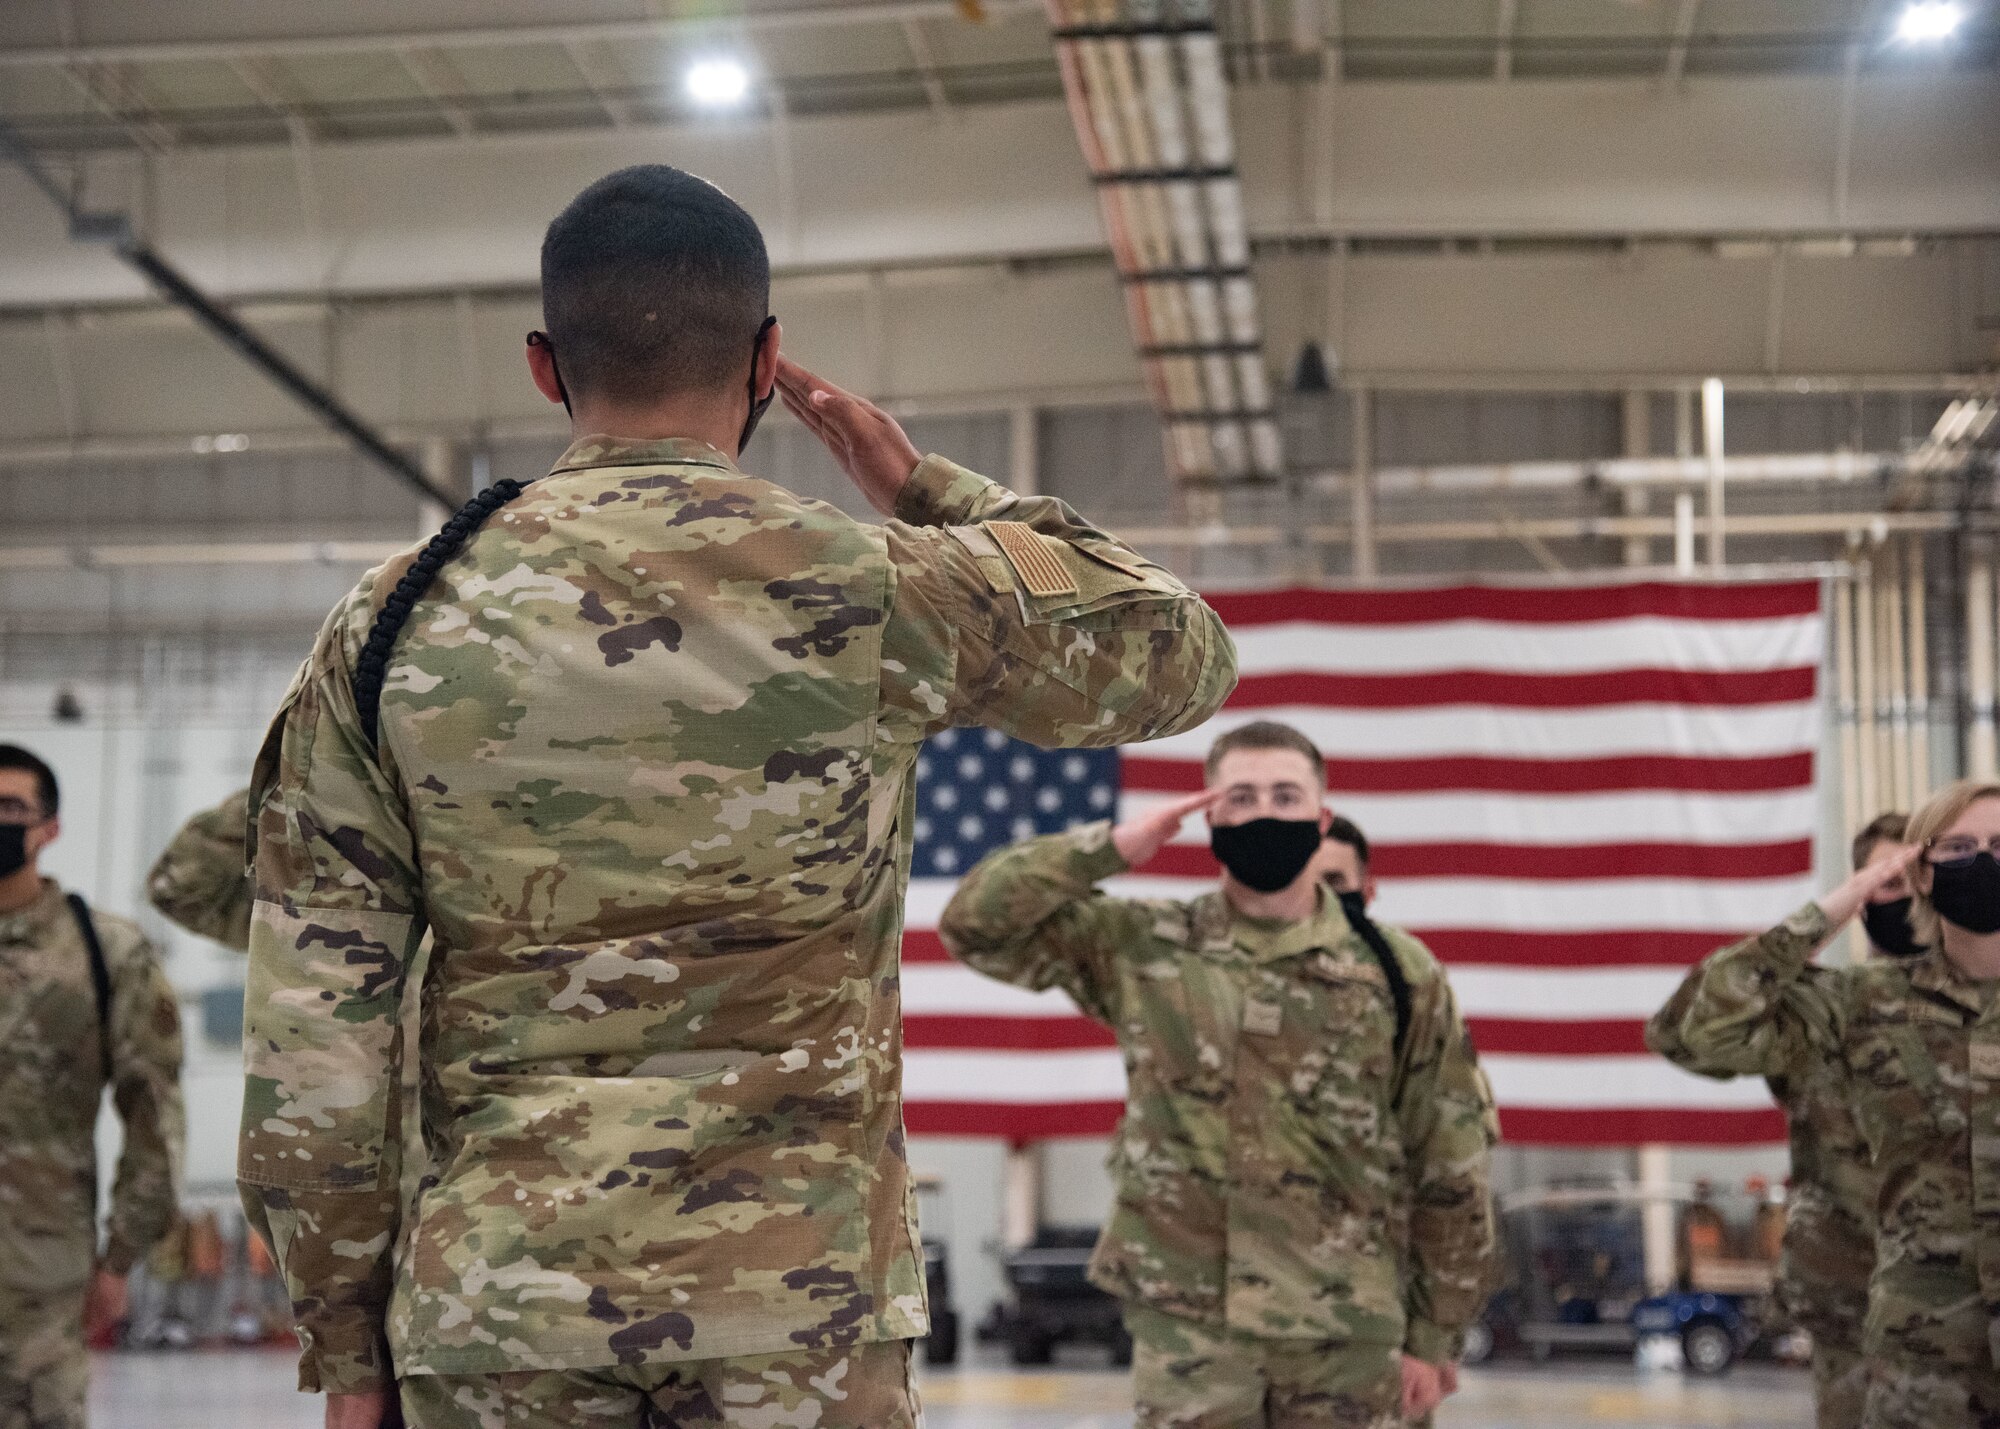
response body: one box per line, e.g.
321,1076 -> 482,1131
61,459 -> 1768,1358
354,479 -> 528,750
66,892 -> 114,1076
1343,898 -> 1413,1060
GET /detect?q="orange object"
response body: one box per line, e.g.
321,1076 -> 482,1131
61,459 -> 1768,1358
246,1228 -> 276,1277
188,1210 -> 226,1280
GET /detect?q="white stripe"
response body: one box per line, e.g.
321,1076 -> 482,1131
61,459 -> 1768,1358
913,873 -> 1809,936
1137,703 -> 1818,761
904,875 -> 1214,930
1367,875 -> 1815,932
909,958 -> 1711,1025
1119,788 -> 1820,848
1445,966 -> 1691,1021
899,1050 -> 1778,1111
902,964 -> 1087,1018
904,1048 -> 1128,1102
1228,615 -> 1822,677
1482,1055 -> 1778,1111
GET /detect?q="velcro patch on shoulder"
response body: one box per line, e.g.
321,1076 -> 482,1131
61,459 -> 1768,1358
988,521 -> 1080,599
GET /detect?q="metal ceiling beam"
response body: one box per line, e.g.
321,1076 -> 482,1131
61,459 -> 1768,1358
560,40 -> 637,128
0,119 -> 457,507
59,60 -> 175,152
394,48 -> 478,139
0,2 -> 1045,69
1664,0 -> 1703,81
901,18 -> 954,115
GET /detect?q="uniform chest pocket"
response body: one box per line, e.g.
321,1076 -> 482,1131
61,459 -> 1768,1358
1127,965 -> 1227,1094
1290,960 -> 1399,1111
1854,1017 -> 1969,1151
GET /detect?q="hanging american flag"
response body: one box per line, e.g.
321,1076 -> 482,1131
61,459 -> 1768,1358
899,579 -> 1823,1147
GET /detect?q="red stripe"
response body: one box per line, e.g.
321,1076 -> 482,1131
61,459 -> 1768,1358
904,1014 -> 1116,1051
1119,752 -> 1816,795
1228,668 -> 1816,711
1499,1106 -> 1786,1146
903,929 -> 953,964
1137,840 -> 1811,882
904,1099 -> 1123,1143
904,1101 -> 1785,1146
1468,1018 -> 1651,1056
904,1011 -> 1658,1058
1201,582 -> 1819,627
1408,929 -> 1745,967
914,922 -> 1755,969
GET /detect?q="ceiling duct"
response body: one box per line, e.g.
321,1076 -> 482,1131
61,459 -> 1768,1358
1047,0 -> 1283,485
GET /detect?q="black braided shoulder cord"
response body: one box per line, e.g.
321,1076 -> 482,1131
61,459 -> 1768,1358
354,478 -> 528,749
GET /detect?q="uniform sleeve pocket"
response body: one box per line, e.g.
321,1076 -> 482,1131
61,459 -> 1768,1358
238,902 -> 411,1193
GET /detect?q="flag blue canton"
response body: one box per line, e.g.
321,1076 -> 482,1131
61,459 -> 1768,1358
911,729 -> 1121,876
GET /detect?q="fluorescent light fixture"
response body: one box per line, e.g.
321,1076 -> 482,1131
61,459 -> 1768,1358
685,57 -> 751,107
1895,1 -> 1965,42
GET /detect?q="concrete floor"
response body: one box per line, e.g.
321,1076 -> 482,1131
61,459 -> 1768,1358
91,1348 -> 1815,1427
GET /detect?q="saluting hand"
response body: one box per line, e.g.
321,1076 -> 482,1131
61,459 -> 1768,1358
1112,789 -> 1222,869
1816,843 -> 1922,930
775,357 -> 922,517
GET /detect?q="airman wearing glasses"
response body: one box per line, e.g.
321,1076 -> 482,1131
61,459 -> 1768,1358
0,744 -> 185,1429
1656,779 -> 2000,1429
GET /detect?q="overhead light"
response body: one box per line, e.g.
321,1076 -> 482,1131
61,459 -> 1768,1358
685,57 -> 751,108
1895,2 -> 1964,42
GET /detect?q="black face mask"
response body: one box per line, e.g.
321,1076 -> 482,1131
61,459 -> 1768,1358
1210,818 -> 1323,894
1861,896 -> 1927,959
1930,852 -> 2000,936
739,316 -> 779,455
0,823 -> 29,880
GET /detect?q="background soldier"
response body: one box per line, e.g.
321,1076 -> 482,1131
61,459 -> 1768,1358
146,788 -> 252,953
939,719 -> 1496,1429
1647,812 -> 1920,1429
0,743 -> 185,1429
238,163 -> 1235,1429
1656,779 -> 2000,1428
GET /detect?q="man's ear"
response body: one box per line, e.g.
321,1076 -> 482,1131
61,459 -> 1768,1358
1318,805 -> 1334,834
1361,874 -> 1378,907
755,319 -> 783,401
31,815 -> 59,856
526,337 -> 565,406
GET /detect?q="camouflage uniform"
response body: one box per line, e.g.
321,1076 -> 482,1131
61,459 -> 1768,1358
146,788 -> 252,952
938,823 -> 1497,1429
1645,906 -> 1873,1429
237,437 -> 1235,1420
1,880 -> 186,1429
1656,901 -> 2000,1428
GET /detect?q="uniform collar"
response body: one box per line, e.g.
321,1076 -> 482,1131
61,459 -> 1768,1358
0,879 -> 67,948
1203,884 -> 1346,964
549,434 -> 741,477
1909,944 -> 2000,1019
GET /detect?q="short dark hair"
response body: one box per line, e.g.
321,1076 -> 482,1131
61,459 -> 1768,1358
0,744 -> 59,818
1204,720 -> 1326,786
1326,814 -> 1369,869
541,165 -> 771,405
1852,811 -> 1908,870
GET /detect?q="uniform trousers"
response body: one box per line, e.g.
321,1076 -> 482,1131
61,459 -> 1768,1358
398,1338 -> 918,1429
1811,1332 -> 1866,1429
1125,1304 -> 1403,1429
0,1286 -> 89,1429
